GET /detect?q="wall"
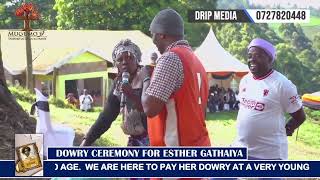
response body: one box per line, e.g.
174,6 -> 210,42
56,71 -> 108,101
55,51 -> 109,102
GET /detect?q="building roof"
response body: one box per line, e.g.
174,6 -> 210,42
0,30 -> 157,75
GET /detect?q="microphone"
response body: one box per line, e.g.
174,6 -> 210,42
120,72 -> 130,107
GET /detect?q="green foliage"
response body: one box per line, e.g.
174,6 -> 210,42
0,1 -> 57,30
277,23 -> 320,92
304,107 -> 320,123
3,1 -> 319,95
217,0 -> 249,9
0,2 -> 22,29
297,49 -> 317,67
49,96 -> 76,110
8,86 -> 78,110
213,23 -> 282,63
31,0 -> 58,29
53,0 -> 217,47
270,16 -> 320,40
305,26 -> 320,40
211,22 -> 319,93
274,43 -> 308,92
8,86 -> 35,103
278,24 -> 313,51
313,32 -> 320,56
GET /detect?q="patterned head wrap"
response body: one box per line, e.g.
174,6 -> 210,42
112,39 -> 142,65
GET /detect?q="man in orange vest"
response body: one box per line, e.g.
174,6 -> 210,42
141,8 -> 211,147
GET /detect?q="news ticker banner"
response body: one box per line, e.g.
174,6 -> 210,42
1,160 -> 320,177
188,9 -> 310,23
48,147 -> 247,159
1,147 -> 320,178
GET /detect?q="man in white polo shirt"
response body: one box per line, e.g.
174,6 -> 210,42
235,38 -> 306,160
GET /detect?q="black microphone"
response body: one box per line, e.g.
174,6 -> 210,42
120,72 -> 130,107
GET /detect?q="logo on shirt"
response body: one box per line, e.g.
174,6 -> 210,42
254,102 -> 265,111
241,98 -> 265,111
242,88 -> 246,92
289,95 -> 299,104
263,89 -> 269,97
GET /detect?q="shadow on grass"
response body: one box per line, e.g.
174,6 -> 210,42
206,111 -> 238,121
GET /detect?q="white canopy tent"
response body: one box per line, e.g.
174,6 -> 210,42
195,28 -> 249,89
195,28 -> 249,75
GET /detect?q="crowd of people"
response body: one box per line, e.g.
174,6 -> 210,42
207,85 -> 239,112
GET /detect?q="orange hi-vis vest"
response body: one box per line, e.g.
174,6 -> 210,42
148,46 -> 211,147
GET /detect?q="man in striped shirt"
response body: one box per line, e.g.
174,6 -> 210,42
141,8 -> 211,147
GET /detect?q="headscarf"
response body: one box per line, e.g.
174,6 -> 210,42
112,39 -> 142,65
248,38 -> 276,62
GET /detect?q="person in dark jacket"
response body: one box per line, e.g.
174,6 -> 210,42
80,39 -> 150,146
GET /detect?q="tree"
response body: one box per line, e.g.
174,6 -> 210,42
54,0 -> 217,47
277,23 -> 319,92
313,59 -> 320,87
212,23 -> 282,63
278,24 -> 314,53
278,24 -> 296,41
210,21 -> 318,93
31,0 -> 57,30
0,1 -> 22,29
1,1 -> 57,91
313,32 -> 320,57
274,43 -> 314,93
0,35 -> 35,159
297,49 -> 317,67
15,2 -> 40,31
0,0 -> 57,30
217,0 -> 248,9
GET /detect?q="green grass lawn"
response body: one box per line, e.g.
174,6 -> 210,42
308,16 -> 320,26
18,100 -> 320,160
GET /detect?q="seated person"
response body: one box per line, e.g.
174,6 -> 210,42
66,93 -> 79,108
